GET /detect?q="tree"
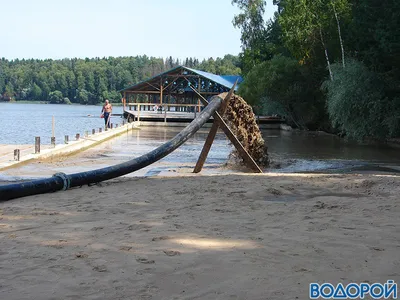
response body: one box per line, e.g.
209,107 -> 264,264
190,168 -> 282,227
49,90 -> 64,104
323,59 -> 399,140
4,82 -> 14,100
232,0 -> 271,73
278,0 -> 350,79
30,83 -> 42,100
238,55 -> 318,129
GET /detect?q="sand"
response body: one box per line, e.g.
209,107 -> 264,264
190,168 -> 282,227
0,172 -> 399,300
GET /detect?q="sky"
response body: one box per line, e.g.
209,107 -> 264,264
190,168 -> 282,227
0,0 -> 276,61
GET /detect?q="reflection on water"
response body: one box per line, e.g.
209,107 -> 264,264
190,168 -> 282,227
98,127 -> 232,165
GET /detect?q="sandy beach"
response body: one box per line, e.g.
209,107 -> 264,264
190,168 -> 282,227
0,172 -> 399,299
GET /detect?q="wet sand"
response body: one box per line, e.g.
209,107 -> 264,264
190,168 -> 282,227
0,172 -> 399,299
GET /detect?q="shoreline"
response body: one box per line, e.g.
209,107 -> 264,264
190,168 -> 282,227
3,100 -> 124,106
0,172 -> 399,299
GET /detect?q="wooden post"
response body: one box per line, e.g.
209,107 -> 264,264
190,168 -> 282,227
92,129 -> 96,135
138,104 -> 141,122
76,133 -> 80,140
191,85 -> 263,173
52,116 -> 55,138
64,135 -> 69,144
164,105 -> 167,123
160,77 -> 163,105
111,123 -> 114,129
35,137 -> 40,154
51,137 -> 56,147
193,86 -> 235,173
14,149 -> 20,161
198,77 -> 201,112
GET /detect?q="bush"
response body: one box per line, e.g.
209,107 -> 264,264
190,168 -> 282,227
63,97 -> 72,105
323,59 -> 399,141
49,90 -> 64,104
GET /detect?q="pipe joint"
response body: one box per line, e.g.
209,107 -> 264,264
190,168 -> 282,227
53,172 -> 71,191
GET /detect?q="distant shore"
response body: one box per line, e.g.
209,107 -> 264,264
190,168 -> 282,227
3,100 -> 124,106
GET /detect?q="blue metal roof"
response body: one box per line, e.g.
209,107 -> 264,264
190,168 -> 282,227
119,65 -> 242,93
183,67 -> 242,91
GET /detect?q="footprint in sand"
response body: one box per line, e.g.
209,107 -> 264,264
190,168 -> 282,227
127,224 -> 152,232
91,226 -> 104,231
92,265 -> 108,272
163,250 -> 180,256
162,214 -> 179,220
136,268 -> 154,275
267,188 -> 283,195
75,252 -> 89,259
173,224 -> 184,229
119,246 -> 133,252
152,236 -> 171,242
136,257 -> 155,264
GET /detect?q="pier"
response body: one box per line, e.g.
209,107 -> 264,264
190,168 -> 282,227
120,66 -> 284,128
0,122 -> 138,171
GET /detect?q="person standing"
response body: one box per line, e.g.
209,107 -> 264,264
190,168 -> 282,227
101,99 -> 113,128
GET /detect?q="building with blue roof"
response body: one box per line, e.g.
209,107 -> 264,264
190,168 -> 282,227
119,65 -> 243,122
120,65 -> 242,106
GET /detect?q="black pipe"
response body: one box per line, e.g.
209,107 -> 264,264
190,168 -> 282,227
0,96 -> 222,201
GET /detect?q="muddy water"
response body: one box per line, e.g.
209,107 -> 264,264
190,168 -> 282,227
265,130 -> 400,173
1,127 -> 399,181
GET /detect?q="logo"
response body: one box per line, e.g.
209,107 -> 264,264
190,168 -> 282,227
310,281 -> 397,299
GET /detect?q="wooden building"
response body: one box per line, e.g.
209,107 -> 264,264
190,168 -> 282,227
119,66 -> 243,123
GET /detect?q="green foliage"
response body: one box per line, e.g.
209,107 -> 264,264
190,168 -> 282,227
323,60 -> 399,140
348,0 -> 400,74
49,90 -> 64,104
0,55 -> 241,104
232,0 -> 266,50
30,83 -> 42,100
232,0 -> 400,139
4,82 -> 14,99
238,55 -> 318,128
76,89 -> 89,104
279,0 -> 350,62
232,0 -> 284,74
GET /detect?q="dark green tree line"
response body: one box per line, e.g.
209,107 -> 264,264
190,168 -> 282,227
0,54 -> 241,104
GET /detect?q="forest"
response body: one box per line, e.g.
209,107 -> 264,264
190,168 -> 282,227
233,0 -> 399,140
0,55 -> 240,105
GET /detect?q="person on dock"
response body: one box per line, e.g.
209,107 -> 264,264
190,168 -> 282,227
101,99 -> 112,128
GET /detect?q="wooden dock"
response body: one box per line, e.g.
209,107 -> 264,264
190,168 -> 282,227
123,109 -> 209,123
123,103 -> 285,126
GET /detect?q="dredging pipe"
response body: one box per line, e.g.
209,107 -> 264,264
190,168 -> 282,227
0,96 -> 222,201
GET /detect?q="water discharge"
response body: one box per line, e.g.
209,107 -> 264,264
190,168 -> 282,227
1,126 -> 399,182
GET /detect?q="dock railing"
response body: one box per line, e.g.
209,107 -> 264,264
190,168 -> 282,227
125,103 -> 204,122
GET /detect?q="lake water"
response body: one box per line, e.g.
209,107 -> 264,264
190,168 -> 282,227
1,103 -> 399,177
1,102 -> 123,145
